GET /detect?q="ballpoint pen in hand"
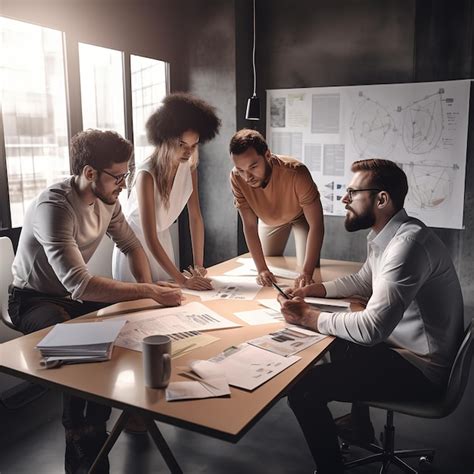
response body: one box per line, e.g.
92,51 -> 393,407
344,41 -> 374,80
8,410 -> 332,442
272,281 -> 290,299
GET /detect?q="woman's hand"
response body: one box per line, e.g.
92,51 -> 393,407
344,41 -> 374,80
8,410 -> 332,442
181,273 -> 213,291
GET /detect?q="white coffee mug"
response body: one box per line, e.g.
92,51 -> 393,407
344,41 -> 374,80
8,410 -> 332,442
142,335 -> 172,388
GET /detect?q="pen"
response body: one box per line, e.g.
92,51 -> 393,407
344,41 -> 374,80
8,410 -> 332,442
272,281 -> 290,299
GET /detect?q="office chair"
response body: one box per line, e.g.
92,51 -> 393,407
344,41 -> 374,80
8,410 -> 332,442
343,318 -> 474,473
0,236 -> 17,331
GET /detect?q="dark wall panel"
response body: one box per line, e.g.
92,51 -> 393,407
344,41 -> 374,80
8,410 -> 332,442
234,0 -> 474,312
176,0 -> 238,268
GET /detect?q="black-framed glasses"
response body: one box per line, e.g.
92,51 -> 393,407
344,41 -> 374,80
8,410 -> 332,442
100,169 -> 130,185
345,188 -> 382,201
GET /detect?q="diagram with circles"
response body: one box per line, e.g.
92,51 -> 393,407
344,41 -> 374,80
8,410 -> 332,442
267,80 -> 470,229
400,160 -> 458,210
350,92 -> 399,159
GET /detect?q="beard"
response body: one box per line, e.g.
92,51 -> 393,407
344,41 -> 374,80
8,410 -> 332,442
344,206 -> 376,232
91,181 -> 119,205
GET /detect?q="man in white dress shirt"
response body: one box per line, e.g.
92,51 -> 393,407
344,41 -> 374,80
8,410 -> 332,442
278,159 -> 464,474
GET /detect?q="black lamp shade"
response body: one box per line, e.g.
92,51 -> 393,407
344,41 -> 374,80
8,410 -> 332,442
245,95 -> 260,120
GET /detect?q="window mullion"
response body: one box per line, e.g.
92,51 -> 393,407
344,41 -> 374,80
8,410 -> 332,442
63,32 -> 83,174
123,52 -> 134,144
0,103 -> 12,230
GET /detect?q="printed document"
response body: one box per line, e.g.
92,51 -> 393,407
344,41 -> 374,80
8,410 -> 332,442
182,276 -> 262,301
209,344 -> 300,390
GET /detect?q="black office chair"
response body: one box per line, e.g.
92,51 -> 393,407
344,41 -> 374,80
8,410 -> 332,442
344,318 -> 474,473
0,236 -> 18,331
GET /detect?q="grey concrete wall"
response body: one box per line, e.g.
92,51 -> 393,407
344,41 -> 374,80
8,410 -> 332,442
175,0 -> 239,268
242,0 -> 474,316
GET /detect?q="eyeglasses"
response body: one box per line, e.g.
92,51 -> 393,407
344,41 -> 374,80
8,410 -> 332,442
345,188 -> 382,202
100,169 -> 130,185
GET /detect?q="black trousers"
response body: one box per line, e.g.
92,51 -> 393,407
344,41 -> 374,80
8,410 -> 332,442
287,339 -> 443,474
8,286 -> 112,430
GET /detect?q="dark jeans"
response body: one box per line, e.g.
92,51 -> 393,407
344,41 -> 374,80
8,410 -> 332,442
8,285 -> 112,430
287,339 -> 443,474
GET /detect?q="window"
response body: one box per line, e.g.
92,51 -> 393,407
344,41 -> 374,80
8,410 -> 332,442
131,55 -> 168,165
0,17 -> 70,228
0,17 -> 169,229
79,43 -> 125,135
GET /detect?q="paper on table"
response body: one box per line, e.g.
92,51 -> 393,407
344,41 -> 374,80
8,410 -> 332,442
166,377 -> 230,401
235,258 -> 299,279
114,302 -> 239,351
247,328 -> 327,357
233,308 -> 284,326
258,297 -> 350,314
182,276 -> 262,301
208,343 -> 300,391
166,360 -> 230,401
171,334 -> 220,359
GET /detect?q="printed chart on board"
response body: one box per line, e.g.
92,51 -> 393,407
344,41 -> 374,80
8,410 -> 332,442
266,80 -> 470,229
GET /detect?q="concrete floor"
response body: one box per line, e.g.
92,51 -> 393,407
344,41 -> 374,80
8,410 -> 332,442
0,368 -> 473,474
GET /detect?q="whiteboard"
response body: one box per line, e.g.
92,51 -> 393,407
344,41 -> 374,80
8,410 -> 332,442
266,80 -> 470,229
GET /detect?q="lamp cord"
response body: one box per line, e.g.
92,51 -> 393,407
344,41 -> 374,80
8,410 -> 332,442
252,0 -> 256,96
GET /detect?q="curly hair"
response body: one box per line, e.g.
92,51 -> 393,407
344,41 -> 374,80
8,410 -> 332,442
146,92 -> 221,146
70,129 -> 133,175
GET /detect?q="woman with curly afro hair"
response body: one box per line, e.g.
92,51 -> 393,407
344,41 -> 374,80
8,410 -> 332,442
112,92 -> 221,290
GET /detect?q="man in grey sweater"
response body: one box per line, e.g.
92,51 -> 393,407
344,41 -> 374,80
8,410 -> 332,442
9,129 -> 182,474
279,159 -> 464,474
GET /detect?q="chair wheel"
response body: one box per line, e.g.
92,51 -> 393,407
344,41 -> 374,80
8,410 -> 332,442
419,456 -> 434,472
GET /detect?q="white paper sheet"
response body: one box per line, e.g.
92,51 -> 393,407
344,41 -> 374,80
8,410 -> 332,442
114,302 -> 239,351
182,276 -> 262,301
208,344 -> 300,391
235,258 -> 299,279
233,308 -> 284,326
247,328 -> 327,357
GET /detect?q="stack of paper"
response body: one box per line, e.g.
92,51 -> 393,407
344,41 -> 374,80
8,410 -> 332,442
36,320 -> 126,365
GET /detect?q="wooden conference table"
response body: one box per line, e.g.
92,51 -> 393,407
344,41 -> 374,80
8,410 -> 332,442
0,255 -> 362,473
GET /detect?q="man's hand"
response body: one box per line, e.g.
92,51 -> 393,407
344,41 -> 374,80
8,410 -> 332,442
149,284 -> 183,307
293,273 -> 314,289
256,269 -> 276,286
292,282 -> 327,298
277,295 -> 320,330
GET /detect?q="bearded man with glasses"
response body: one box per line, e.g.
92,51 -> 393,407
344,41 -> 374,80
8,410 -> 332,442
277,158 -> 464,474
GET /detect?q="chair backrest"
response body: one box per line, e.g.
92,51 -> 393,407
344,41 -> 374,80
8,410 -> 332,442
443,318 -> 474,416
0,236 -> 17,330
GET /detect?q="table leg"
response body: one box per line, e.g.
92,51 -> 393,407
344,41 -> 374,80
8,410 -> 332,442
88,410 -> 130,474
145,417 -> 183,474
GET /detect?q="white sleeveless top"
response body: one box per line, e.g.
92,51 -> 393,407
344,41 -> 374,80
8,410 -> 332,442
125,159 -> 193,232
112,158 -> 193,282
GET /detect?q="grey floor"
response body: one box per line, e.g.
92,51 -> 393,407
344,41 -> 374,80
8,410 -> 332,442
0,366 -> 473,474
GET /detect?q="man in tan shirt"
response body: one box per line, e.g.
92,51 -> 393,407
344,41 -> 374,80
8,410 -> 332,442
230,129 -> 324,287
